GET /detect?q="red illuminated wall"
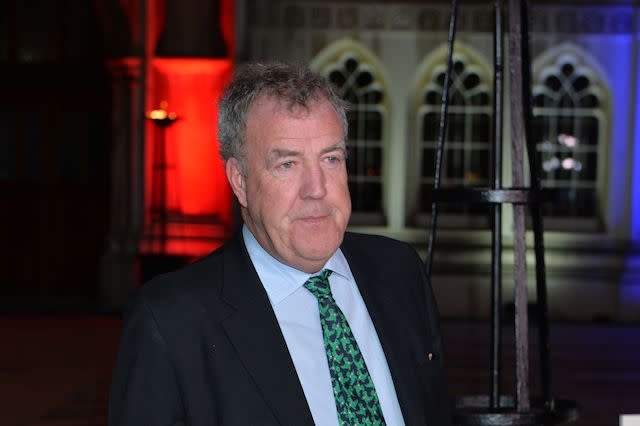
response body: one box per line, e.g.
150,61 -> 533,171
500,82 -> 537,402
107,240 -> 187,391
139,0 -> 235,257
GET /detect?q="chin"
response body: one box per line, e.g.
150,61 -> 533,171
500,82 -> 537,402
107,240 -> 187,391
292,234 -> 342,260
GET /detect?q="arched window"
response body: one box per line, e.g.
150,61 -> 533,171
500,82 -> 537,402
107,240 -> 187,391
409,46 -> 493,227
312,40 -> 389,225
532,50 -> 608,228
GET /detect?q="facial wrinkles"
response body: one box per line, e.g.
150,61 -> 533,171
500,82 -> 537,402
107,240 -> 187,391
237,95 -> 349,272
252,158 -> 333,244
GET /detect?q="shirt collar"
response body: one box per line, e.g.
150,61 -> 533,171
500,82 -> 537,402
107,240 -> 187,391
242,225 -> 353,306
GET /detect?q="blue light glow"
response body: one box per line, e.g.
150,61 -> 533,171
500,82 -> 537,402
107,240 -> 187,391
632,34 -> 640,244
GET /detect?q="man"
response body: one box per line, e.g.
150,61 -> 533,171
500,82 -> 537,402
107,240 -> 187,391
109,62 -> 451,426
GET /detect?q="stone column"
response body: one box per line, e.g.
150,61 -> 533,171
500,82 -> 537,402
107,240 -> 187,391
99,58 -> 145,311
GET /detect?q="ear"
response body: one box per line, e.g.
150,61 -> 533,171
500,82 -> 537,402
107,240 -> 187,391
226,158 -> 248,208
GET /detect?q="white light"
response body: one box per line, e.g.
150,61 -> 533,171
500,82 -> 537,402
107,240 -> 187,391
557,133 -> 579,147
561,157 -> 582,172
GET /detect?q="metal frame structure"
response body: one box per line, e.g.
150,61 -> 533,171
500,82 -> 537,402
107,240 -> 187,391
424,0 -> 580,423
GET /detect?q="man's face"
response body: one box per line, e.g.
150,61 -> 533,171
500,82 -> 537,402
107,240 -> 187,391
226,95 -> 351,273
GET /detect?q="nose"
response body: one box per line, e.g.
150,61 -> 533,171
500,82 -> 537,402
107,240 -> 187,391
300,162 -> 327,199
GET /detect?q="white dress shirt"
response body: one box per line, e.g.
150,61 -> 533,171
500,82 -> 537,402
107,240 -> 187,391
242,226 -> 405,426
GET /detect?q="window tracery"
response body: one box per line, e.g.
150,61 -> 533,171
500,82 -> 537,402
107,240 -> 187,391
413,51 -> 493,225
532,53 -> 607,221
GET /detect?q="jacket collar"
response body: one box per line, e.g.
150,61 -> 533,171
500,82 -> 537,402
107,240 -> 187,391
216,232 -> 315,425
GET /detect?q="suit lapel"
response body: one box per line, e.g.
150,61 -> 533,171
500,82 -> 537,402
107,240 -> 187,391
341,236 -> 427,426
205,234 -> 314,426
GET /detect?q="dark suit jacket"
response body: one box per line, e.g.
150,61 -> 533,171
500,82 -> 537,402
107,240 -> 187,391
108,232 -> 451,426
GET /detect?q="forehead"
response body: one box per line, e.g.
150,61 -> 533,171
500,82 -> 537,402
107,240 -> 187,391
248,93 -> 319,120
243,95 -> 344,163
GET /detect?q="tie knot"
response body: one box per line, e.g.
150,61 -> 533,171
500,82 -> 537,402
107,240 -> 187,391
303,269 -> 333,299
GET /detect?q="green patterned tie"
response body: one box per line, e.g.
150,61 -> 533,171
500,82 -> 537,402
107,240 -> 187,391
304,270 -> 386,425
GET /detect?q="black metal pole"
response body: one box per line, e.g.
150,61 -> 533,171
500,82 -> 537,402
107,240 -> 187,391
518,0 -> 554,409
425,0 -> 458,279
490,0 -> 504,410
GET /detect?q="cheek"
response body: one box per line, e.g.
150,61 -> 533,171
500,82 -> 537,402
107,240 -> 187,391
254,180 -> 299,218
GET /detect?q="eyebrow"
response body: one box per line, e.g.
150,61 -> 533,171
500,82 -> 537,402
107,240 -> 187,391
266,141 -> 347,164
268,148 -> 301,160
322,141 -> 347,155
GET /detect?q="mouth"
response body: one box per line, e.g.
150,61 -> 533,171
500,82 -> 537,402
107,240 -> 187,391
298,215 -> 330,225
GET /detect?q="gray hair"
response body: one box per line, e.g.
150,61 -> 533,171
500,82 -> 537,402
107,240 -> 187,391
217,62 -> 348,174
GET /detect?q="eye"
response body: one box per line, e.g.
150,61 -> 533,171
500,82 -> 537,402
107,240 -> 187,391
279,161 -> 294,169
325,154 -> 343,167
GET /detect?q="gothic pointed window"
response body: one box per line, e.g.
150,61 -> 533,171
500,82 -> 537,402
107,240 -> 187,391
316,49 -> 388,225
410,50 -> 493,227
532,53 -> 607,228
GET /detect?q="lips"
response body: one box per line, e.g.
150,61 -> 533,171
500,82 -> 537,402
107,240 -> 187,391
298,215 -> 329,224
294,206 -> 332,222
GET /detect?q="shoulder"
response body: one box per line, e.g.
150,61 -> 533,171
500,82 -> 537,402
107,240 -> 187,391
138,248 -> 223,304
129,233 -> 247,322
340,232 -> 425,276
139,231 -> 246,298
